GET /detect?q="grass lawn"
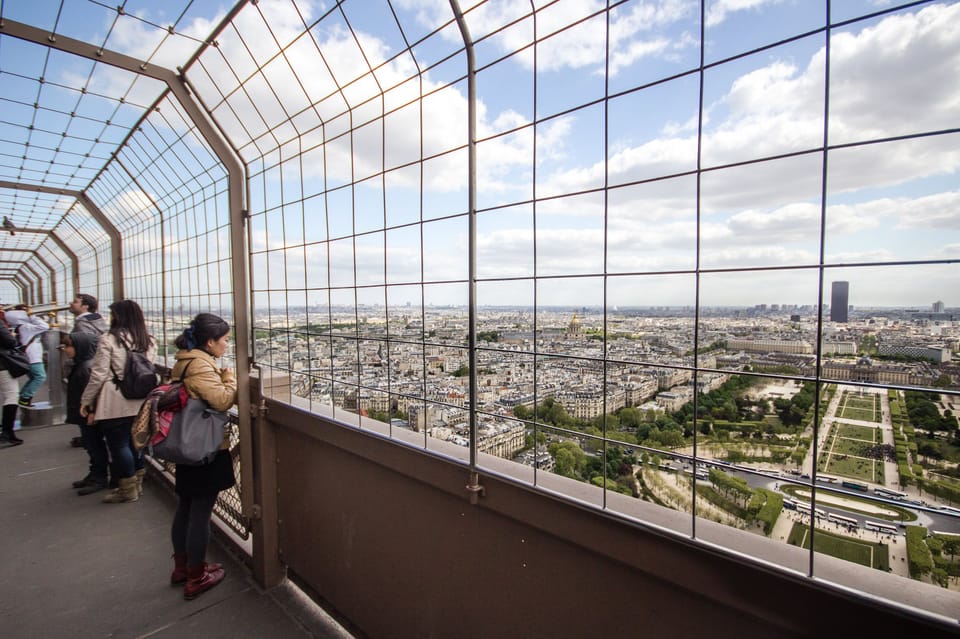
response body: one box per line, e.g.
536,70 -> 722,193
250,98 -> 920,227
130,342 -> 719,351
836,423 -> 878,440
787,523 -> 890,570
821,455 -> 883,484
838,393 -> 878,421
831,437 -> 873,456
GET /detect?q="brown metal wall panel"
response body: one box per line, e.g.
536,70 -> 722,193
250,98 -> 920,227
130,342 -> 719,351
268,405 -> 957,639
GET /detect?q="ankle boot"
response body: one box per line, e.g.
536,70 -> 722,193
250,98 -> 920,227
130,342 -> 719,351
184,562 -> 225,600
72,472 -> 96,489
171,552 -> 188,585
135,468 -> 146,496
102,476 -> 139,503
172,553 -> 221,585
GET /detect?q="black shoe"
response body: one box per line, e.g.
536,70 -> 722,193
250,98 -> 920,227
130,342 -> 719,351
72,472 -> 96,488
0,432 -> 23,447
70,436 -> 84,448
77,479 -> 108,496
17,397 -> 32,408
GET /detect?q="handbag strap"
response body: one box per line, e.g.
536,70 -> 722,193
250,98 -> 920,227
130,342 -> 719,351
172,358 -> 194,383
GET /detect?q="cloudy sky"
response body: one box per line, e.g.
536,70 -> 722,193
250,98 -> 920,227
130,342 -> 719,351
5,0 -> 958,311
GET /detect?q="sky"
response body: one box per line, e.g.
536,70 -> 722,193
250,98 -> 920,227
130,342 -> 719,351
2,0 -> 957,311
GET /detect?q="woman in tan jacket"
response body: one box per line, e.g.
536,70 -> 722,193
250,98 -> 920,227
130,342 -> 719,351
168,313 -> 237,600
80,300 -> 157,503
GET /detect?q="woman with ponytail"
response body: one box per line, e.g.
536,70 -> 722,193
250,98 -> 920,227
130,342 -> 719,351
167,313 -> 237,600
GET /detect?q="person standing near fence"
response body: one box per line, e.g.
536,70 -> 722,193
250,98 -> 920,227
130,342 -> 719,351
80,300 -> 156,503
65,294 -> 108,448
5,305 -> 49,408
63,331 -> 109,494
0,310 -> 24,447
168,313 -> 236,600
69,294 -> 109,337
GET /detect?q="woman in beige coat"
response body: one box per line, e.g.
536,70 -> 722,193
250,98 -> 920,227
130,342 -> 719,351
168,312 -> 237,600
80,300 -> 157,503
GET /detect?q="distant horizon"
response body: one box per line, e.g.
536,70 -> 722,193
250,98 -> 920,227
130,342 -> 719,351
240,303 -> 955,313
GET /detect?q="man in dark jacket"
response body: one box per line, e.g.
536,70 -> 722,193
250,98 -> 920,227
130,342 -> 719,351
65,294 -> 108,446
70,294 -> 108,337
62,332 -> 109,493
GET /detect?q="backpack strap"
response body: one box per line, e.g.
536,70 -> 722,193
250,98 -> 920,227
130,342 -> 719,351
109,333 -> 142,380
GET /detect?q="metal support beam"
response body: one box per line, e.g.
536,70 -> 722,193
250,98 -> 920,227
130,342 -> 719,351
0,179 -> 123,302
23,262 -> 44,303
49,232 -> 80,298
76,192 -> 123,302
11,278 -> 26,304
14,272 -> 34,305
0,249 -> 57,303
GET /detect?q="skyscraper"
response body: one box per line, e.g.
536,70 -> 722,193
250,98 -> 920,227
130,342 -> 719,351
831,281 -> 849,323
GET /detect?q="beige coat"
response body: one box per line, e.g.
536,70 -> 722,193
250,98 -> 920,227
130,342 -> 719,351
81,332 -> 158,420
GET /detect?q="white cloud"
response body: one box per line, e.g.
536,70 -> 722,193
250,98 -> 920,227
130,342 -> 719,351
705,0 -> 784,28
828,4 -> 960,141
542,4 -> 960,209
397,0 -> 696,75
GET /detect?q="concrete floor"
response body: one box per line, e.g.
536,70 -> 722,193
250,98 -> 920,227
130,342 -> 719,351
0,421 -> 354,639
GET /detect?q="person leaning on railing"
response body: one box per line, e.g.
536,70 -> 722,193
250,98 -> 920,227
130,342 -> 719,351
167,312 -> 237,601
5,305 -> 49,408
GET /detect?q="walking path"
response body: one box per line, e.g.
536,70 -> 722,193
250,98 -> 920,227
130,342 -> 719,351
0,422 -> 354,639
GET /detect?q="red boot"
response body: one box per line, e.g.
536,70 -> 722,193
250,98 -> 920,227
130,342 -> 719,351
171,553 -> 221,585
183,562 -> 225,600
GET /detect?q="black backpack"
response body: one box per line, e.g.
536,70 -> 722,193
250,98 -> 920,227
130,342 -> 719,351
112,340 -> 159,400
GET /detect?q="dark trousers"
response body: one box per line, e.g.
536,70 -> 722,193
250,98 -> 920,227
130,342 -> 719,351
171,493 -> 218,566
80,422 -> 109,480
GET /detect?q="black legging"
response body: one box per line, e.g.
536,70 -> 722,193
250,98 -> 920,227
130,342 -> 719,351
171,493 -> 218,566
1,403 -> 16,435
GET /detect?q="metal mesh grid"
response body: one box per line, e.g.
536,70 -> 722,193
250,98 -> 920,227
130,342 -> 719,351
84,91 -> 234,362
181,0 -> 960,614
58,203 -> 112,306
0,0 -> 957,621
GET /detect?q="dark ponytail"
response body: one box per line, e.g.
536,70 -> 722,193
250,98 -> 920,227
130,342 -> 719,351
175,313 -> 229,354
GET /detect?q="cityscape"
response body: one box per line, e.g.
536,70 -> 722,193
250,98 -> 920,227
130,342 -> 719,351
239,294 -> 960,589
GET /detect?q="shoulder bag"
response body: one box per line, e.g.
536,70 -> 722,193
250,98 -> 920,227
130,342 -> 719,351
151,396 -> 229,465
0,345 -> 31,378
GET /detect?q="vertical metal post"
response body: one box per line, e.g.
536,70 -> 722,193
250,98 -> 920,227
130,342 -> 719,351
53,222 -> 82,297
449,0 -> 481,499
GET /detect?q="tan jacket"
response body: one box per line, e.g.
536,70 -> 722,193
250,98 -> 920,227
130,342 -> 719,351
81,332 -> 158,420
170,349 -> 237,412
